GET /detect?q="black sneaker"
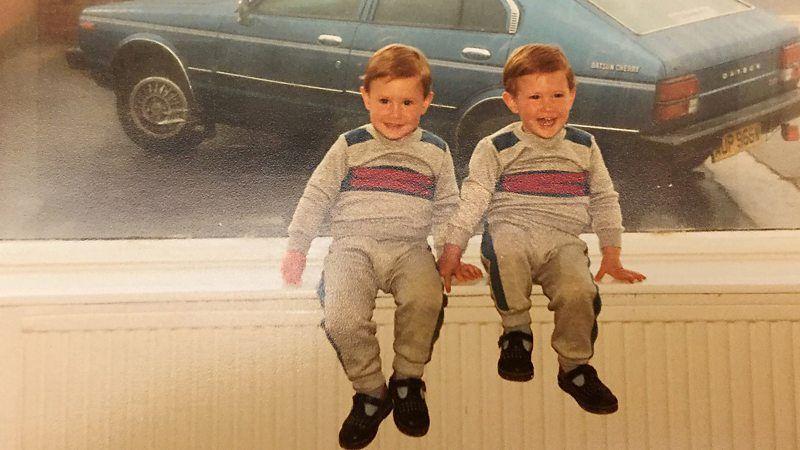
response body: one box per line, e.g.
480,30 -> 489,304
497,331 -> 534,382
557,364 -> 618,415
338,392 -> 393,449
388,376 -> 430,437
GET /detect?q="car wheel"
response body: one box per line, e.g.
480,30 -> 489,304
116,68 -> 208,151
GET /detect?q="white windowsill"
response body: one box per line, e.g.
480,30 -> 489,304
1,230 -> 799,306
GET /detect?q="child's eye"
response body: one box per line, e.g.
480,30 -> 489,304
403,100 -> 414,106
554,92 -> 565,98
379,98 -> 390,104
529,94 -> 541,100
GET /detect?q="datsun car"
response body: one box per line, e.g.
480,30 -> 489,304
66,0 -> 800,178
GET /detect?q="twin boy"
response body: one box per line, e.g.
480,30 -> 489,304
281,43 -> 644,449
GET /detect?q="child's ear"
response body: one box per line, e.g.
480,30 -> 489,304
359,86 -> 371,110
502,91 -> 519,114
566,87 -> 577,109
422,90 -> 434,112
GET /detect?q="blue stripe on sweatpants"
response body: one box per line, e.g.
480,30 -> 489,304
591,293 -> 601,345
582,250 -> 602,346
426,294 -> 447,363
316,273 -> 326,308
481,227 -> 509,311
317,273 -> 347,368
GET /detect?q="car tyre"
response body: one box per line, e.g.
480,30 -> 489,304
116,65 -> 209,151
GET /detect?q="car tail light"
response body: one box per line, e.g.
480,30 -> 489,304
780,41 -> 800,84
653,75 -> 699,123
79,19 -> 95,31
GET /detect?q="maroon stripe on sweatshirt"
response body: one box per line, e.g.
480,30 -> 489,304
341,166 -> 435,200
497,170 -> 589,197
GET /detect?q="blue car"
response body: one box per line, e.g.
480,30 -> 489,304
67,0 -> 800,176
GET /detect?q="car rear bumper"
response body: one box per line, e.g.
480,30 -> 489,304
66,46 -> 114,88
641,88 -> 800,147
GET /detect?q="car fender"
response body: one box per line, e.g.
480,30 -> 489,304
112,32 -> 194,96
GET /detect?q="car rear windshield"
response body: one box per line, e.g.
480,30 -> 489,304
587,0 -> 753,34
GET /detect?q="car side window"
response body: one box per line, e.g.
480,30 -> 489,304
373,0 -> 508,33
255,0 -> 363,21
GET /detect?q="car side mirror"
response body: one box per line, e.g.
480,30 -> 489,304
236,0 -> 254,25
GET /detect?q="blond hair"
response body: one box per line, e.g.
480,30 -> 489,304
363,44 -> 432,97
503,44 -> 575,95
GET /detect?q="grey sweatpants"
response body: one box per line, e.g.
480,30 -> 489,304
319,236 -> 446,392
481,222 -> 601,370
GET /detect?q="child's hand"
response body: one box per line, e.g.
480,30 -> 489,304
281,251 -> 307,286
453,262 -> 483,284
594,246 -> 646,283
437,243 -> 463,293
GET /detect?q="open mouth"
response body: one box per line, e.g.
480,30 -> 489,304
537,117 -> 556,128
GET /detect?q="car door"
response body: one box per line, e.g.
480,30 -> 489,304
346,0 -> 517,110
214,0 -> 366,118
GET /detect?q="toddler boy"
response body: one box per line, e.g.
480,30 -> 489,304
438,44 -> 645,415
282,44 -> 480,448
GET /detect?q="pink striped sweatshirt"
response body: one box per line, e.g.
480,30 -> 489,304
287,124 -> 459,255
445,122 -> 624,251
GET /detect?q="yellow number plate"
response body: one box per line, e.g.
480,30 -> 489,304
712,123 -> 762,163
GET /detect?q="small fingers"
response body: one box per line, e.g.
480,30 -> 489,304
457,264 -> 481,281
468,265 -> 483,279
594,268 -> 606,282
622,269 -> 646,283
614,269 -> 646,283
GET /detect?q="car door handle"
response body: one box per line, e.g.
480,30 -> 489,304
318,34 -> 343,47
462,47 -> 491,60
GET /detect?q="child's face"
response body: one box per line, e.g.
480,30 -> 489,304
360,76 -> 433,140
502,70 -> 575,139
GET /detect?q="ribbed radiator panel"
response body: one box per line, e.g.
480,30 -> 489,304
18,306 -> 800,449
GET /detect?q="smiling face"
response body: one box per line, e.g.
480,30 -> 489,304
360,76 -> 433,140
502,70 -> 576,139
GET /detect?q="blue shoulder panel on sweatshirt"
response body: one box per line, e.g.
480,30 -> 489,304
421,130 -> 447,151
491,131 -> 520,152
344,128 -> 373,146
564,127 -> 593,148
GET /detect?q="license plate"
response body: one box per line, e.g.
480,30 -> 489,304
712,123 -> 762,163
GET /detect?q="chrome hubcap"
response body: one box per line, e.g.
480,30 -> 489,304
129,76 -> 189,138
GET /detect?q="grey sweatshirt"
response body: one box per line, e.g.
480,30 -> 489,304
445,122 -> 623,250
287,124 -> 459,255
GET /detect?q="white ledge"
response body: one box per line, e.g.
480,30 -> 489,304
1,230 -> 799,306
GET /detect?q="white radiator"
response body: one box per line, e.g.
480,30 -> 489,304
12,292 -> 800,450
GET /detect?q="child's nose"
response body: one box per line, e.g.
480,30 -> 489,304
541,98 -> 558,111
